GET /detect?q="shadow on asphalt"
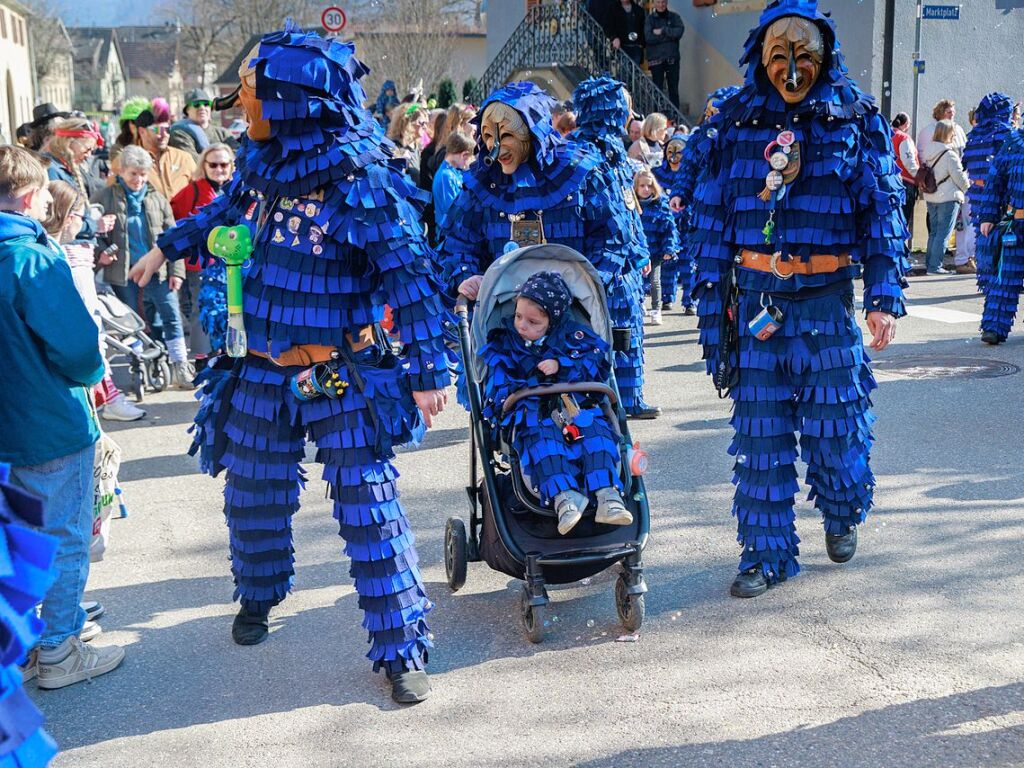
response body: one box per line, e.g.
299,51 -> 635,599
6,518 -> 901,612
571,682 -> 1024,767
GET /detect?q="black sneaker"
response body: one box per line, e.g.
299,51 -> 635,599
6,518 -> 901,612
388,669 -> 431,704
661,302 -> 674,311
730,569 -> 768,598
628,404 -> 661,420
683,305 -> 696,316
231,604 -> 270,645
981,330 -> 1003,345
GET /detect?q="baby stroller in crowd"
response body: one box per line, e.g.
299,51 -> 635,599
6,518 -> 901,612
95,291 -> 171,402
446,244 -> 650,643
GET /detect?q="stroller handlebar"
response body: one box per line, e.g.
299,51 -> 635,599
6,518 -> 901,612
455,295 -> 471,317
501,382 -> 618,415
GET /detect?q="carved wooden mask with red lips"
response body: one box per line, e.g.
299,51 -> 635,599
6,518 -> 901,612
761,16 -> 824,105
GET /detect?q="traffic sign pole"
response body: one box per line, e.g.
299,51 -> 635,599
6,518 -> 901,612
911,0 -> 923,139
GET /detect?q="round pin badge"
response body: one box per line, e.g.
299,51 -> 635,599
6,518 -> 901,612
503,241 -> 519,254
777,130 -> 796,147
769,152 -> 790,171
766,171 -> 784,191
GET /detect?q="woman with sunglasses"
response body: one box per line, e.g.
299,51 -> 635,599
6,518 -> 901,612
112,97 -> 197,202
170,144 -> 236,364
168,87 -> 236,162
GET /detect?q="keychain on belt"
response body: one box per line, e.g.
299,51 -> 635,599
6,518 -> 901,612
749,293 -> 785,341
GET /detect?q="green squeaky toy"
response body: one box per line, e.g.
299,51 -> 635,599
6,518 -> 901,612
207,225 -> 252,358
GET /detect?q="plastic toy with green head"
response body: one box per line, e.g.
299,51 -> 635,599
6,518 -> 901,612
207,225 -> 253,357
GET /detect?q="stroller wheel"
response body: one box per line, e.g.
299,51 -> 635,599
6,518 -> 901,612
149,358 -> 172,392
444,517 -> 468,592
520,585 -> 546,644
130,363 -> 145,403
615,575 -> 645,633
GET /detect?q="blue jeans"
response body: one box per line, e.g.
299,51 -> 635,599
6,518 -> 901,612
113,278 -> 184,343
11,443 -> 95,648
926,201 -> 960,272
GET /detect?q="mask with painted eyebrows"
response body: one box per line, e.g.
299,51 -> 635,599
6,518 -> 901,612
480,102 -> 531,175
238,42 -> 272,141
761,16 -> 824,105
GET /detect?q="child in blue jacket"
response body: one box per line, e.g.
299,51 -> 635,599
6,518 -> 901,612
634,168 -> 680,325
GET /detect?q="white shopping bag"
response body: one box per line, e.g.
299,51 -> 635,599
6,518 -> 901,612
91,433 -> 126,562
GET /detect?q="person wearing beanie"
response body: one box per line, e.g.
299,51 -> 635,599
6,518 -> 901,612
112,97 -> 196,200
479,271 -> 630,535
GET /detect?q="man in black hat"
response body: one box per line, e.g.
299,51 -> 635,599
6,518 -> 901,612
28,103 -> 71,150
168,87 -> 236,160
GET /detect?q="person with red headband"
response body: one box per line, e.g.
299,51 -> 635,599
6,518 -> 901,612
42,118 -> 114,239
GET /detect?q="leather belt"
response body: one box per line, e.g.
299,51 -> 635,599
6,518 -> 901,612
1014,209 -> 1024,221
248,326 -> 377,366
737,249 -> 852,280
973,179 -> 986,187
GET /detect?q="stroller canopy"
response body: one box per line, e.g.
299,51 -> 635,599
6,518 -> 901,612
470,244 -> 612,383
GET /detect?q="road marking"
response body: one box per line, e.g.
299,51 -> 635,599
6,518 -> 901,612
905,305 -> 982,324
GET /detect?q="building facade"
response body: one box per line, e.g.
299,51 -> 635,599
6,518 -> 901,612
487,0 -> 1024,126
69,27 -> 127,115
32,18 -> 75,113
0,0 -> 34,142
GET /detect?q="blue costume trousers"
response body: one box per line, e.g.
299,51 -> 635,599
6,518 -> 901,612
981,228 -> 1024,340
729,290 -> 876,583
513,409 -> 621,503
659,258 -> 678,306
608,270 -> 647,412
216,357 -> 431,674
975,230 -> 1000,295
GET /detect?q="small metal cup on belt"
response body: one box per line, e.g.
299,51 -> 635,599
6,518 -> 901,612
749,303 -> 785,342
290,357 -> 350,401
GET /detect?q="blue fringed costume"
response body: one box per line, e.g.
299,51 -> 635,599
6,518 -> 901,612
438,82 -> 656,415
977,128 -> 1024,344
964,93 -> 1015,295
690,0 -> 908,589
637,190 -> 679,310
571,77 -> 654,412
0,465 -> 58,766
653,133 -> 691,309
480,321 -> 621,505
155,25 -> 450,678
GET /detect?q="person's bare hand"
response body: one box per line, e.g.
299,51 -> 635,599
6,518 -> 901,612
413,388 -> 447,428
97,248 -> 118,266
128,247 -> 166,287
663,254 -> 672,261
866,311 -> 897,352
168,276 -> 183,292
537,359 -> 559,376
458,274 -> 484,300
669,196 -> 683,213
653,28 -> 663,35
980,222 -> 994,237
97,214 -> 116,234
642,263 -> 652,276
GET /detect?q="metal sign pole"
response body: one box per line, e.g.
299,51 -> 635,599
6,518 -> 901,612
911,0 -> 923,136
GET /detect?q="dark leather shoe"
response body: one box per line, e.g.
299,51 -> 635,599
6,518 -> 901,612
981,330 -> 1002,345
825,527 -> 858,563
730,569 -> 768,598
628,404 -> 661,420
661,302 -> 674,311
388,669 -> 431,704
683,305 -> 696,316
231,604 -> 270,645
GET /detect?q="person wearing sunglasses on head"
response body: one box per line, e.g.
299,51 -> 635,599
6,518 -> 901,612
111,97 -> 197,202
169,88 -> 237,162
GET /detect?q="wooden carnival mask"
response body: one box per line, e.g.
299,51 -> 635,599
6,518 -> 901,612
761,17 -> 824,105
665,137 -> 686,168
238,43 -> 272,141
481,102 -> 531,175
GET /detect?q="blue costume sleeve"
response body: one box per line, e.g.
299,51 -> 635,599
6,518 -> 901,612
977,138 -> 1013,224
156,178 -> 243,262
640,196 -> 680,259
362,172 -> 452,393
852,112 -> 909,318
581,167 -> 636,282
689,118 -> 735,372
675,133 -> 705,211
436,187 -> 488,295
479,332 -> 532,425
550,323 -> 611,383
431,164 -> 463,231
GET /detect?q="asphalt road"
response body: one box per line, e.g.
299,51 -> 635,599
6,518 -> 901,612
33,272 -> 1024,768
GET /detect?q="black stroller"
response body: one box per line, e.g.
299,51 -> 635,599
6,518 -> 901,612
445,244 -> 650,643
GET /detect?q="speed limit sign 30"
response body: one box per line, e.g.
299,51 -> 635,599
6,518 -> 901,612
322,6 -> 348,33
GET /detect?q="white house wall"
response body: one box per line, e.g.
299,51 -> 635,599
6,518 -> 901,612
0,3 -> 34,141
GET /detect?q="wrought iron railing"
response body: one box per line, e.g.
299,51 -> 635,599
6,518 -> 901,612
472,1 -> 688,126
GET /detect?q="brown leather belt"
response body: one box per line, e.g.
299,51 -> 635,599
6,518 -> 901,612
737,249 -> 852,279
973,179 -> 986,187
248,326 -> 377,366
1015,209 -> 1024,220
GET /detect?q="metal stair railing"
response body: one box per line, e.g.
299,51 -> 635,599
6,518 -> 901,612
472,1 -> 688,127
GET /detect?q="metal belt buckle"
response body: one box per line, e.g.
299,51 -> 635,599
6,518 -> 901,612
769,251 -> 794,280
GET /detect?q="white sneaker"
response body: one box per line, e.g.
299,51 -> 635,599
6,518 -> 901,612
594,487 -> 633,526
79,620 -> 102,642
36,637 -> 125,690
651,310 -> 664,326
101,395 -> 146,422
19,648 -> 38,682
554,490 -> 587,536
170,360 -> 197,390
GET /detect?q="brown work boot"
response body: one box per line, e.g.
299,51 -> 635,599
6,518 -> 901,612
954,259 -> 977,275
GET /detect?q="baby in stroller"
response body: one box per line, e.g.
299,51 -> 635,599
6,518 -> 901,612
479,271 -> 631,535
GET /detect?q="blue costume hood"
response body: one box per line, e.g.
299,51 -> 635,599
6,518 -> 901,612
573,76 -> 631,164
464,82 -> 600,212
733,0 -> 871,120
236,21 -> 398,198
974,92 -> 1014,127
